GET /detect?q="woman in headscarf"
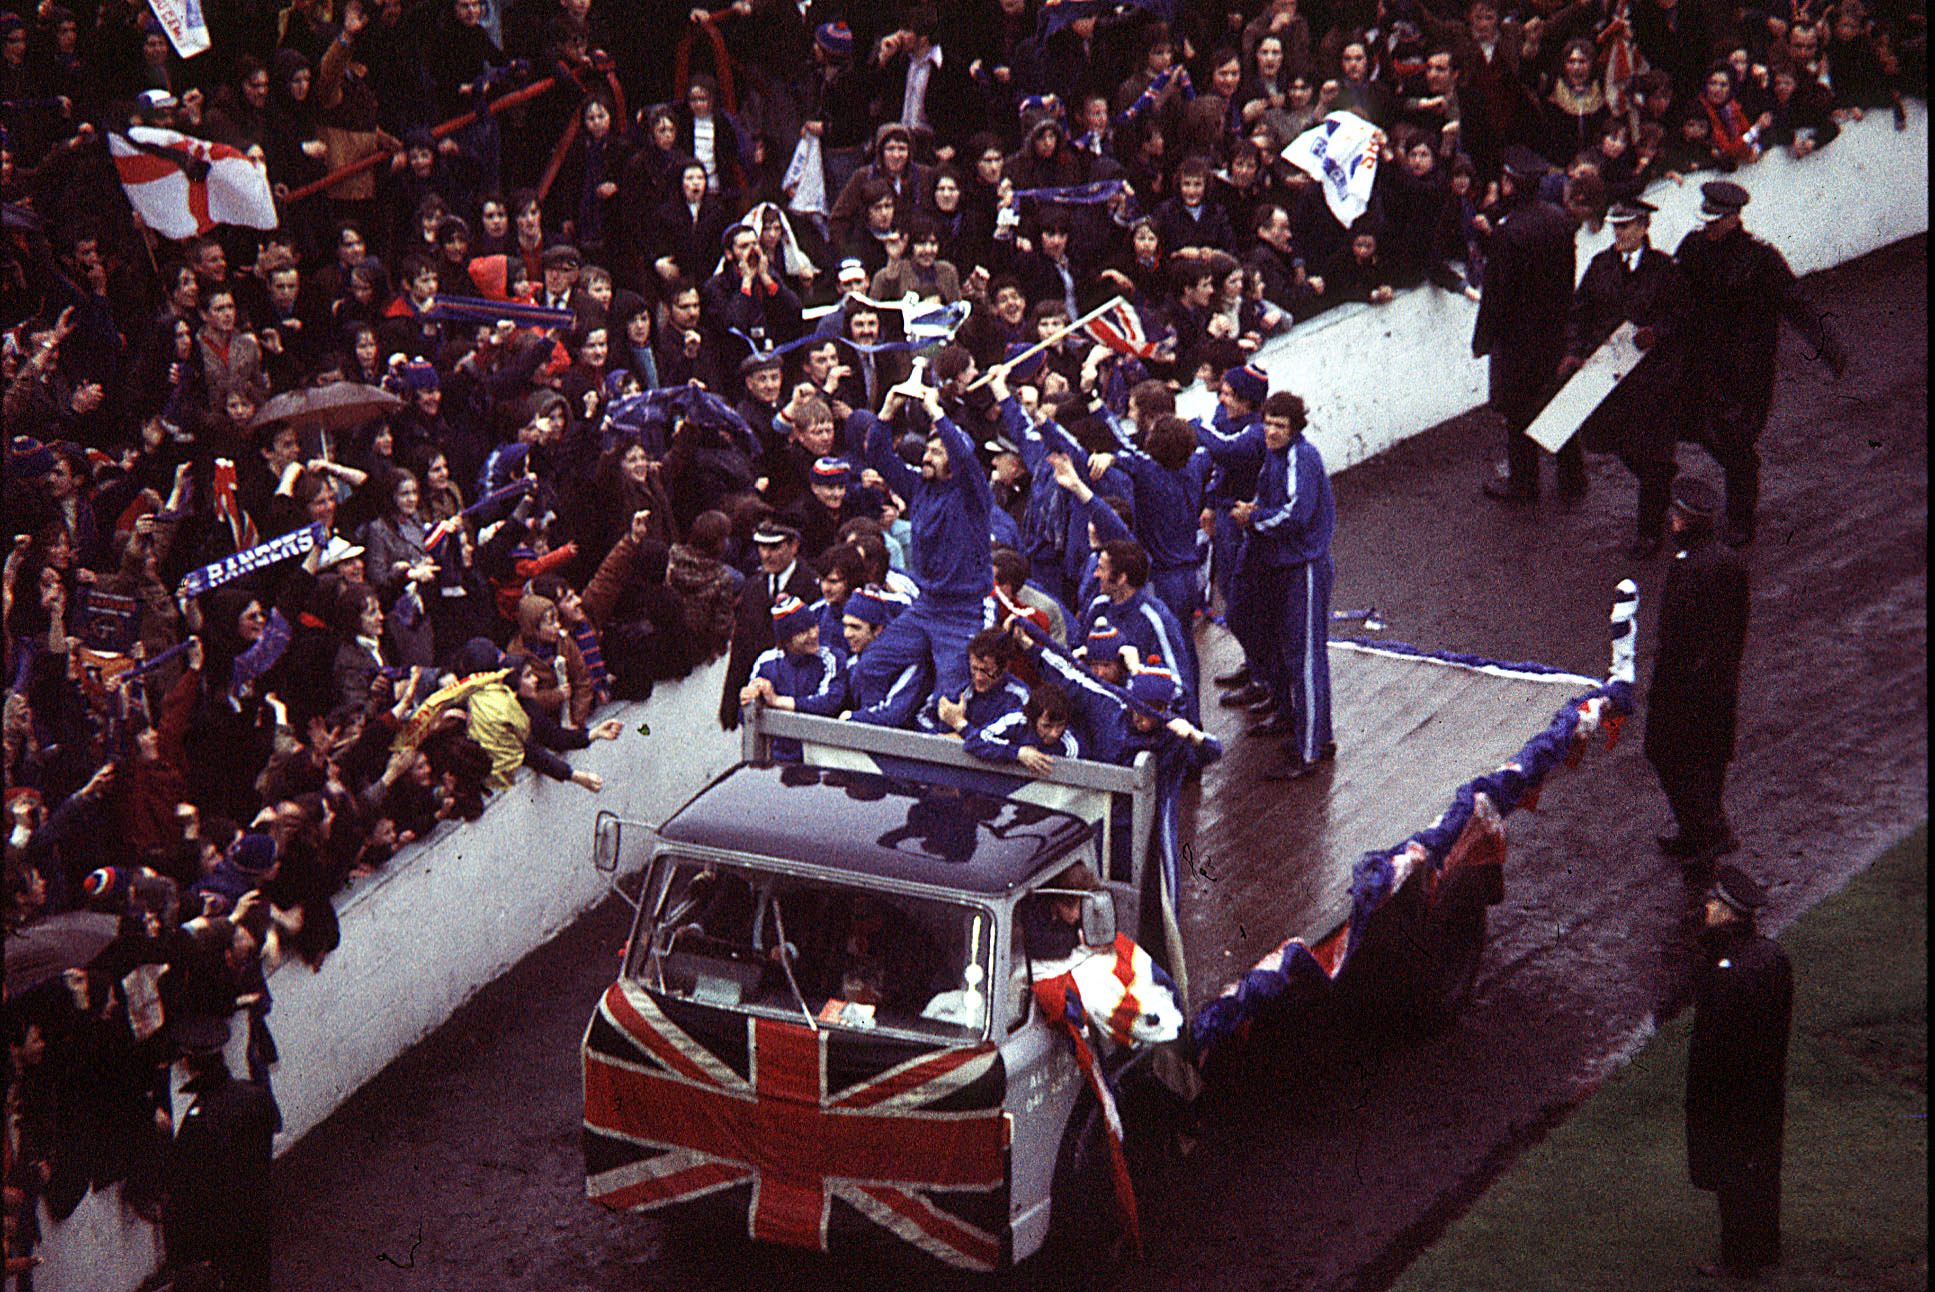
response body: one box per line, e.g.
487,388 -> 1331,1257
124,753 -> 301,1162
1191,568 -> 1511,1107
502,591 -> 591,727
263,49 -> 328,199
545,94 -> 634,268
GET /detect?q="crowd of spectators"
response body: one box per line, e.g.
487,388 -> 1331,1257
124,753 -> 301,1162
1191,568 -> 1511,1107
1,0 -> 1922,1278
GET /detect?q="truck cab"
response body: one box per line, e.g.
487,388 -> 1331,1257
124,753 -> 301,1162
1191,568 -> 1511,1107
583,709 -> 1166,1270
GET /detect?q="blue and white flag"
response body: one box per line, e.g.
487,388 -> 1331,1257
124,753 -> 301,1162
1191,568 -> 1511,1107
1283,111 -> 1381,226
146,0 -> 211,59
903,299 -> 971,342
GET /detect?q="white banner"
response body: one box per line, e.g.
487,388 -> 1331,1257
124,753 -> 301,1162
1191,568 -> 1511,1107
1283,111 -> 1381,226
145,0 -> 210,59
1527,322 -> 1646,452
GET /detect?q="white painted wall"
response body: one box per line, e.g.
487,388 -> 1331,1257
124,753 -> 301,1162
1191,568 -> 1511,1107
15,104 -> 1927,1292
1261,104 -> 1931,476
259,654 -> 740,1152
17,659 -> 738,1292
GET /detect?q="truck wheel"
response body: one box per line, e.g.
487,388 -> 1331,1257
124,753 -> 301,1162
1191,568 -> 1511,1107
1041,1097 -> 1120,1269
1405,877 -> 1489,1037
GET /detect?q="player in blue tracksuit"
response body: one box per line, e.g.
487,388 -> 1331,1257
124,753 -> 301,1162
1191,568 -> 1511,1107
1238,390 -> 1336,777
848,388 -> 996,704
1082,548 -> 1200,725
988,372 -> 1136,615
1099,410 -> 1211,634
1037,454 -> 1201,724
1195,363 -> 1272,700
1011,618 -> 1222,877
802,587 -> 931,727
923,626 -> 1031,735
963,681 -> 1082,772
740,596 -> 845,759
809,543 -> 868,663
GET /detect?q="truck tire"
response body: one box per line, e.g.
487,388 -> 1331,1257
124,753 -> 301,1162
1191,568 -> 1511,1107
1039,1096 -> 1121,1271
1404,869 -> 1490,1037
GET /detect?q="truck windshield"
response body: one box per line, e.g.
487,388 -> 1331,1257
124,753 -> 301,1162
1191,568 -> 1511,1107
632,856 -> 996,1044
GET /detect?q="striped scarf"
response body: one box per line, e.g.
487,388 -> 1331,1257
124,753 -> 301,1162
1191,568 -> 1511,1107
570,622 -> 610,705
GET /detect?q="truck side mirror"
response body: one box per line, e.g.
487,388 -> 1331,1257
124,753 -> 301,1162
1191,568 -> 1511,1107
593,811 -> 620,874
1081,891 -> 1116,948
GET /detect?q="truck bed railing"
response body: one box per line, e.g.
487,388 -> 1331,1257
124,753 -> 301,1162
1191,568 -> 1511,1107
743,706 -> 1158,898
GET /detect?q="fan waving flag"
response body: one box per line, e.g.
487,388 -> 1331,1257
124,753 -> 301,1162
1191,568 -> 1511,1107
111,128 -> 277,240
1084,297 -> 1163,360
1283,111 -> 1381,226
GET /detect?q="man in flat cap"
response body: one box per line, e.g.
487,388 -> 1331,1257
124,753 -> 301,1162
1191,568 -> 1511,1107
1672,179 -> 1848,547
1473,145 -> 1584,505
1645,477 -> 1750,874
1685,863 -> 1792,1280
1565,197 -> 1691,558
539,244 -> 583,312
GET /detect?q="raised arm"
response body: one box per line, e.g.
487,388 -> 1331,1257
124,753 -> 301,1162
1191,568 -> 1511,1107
856,408 -> 921,499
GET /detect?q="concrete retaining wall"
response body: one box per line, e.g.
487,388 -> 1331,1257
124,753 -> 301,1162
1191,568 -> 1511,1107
14,103 -> 1925,1292
18,658 -> 739,1292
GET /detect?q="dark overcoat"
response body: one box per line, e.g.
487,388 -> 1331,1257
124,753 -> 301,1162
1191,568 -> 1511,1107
164,1066 -> 281,1281
1472,194 -> 1575,426
1672,225 -> 1840,444
1644,530 -> 1750,766
1569,243 -> 1688,461
1686,926 -> 1792,1190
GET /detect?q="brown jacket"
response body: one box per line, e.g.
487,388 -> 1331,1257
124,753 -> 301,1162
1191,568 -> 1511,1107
503,630 -> 593,728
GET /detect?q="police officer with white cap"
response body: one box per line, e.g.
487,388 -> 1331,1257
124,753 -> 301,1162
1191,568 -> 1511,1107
1565,197 -> 1690,558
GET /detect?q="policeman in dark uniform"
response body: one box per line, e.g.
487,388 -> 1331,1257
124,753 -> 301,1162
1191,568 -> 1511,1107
1686,863 -> 1792,1280
1565,198 -> 1690,558
1473,145 -> 1582,505
1645,478 -> 1750,874
1672,180 -> 1848,547
163,1015 -> 281,1292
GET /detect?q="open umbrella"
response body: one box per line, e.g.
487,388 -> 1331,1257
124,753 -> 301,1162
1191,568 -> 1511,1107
251,380 -> 402,433
4,911 -> 121,1000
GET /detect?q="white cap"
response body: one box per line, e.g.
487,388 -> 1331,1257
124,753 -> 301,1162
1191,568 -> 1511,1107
318,536 -> 366,569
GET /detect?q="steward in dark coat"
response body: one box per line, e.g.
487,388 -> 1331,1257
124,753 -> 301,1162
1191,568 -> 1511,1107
1687,865 -> 1792,1277
1670,181 -> 1846,546
1472,147 -> 1580,501
163,1021 -> 281,1292
1566,200 -> 1689,554
1644,479 -> 1750,869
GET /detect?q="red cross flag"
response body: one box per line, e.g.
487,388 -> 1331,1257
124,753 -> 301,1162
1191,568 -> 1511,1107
110,128 -> 277,241
583,979 -> 1010,1270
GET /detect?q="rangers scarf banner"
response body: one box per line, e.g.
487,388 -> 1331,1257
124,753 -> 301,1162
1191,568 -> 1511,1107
1282,112 -> 1381,226
110,129 -> 277,239
178,522 -> 325,599
583,979 -> 1009,1270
